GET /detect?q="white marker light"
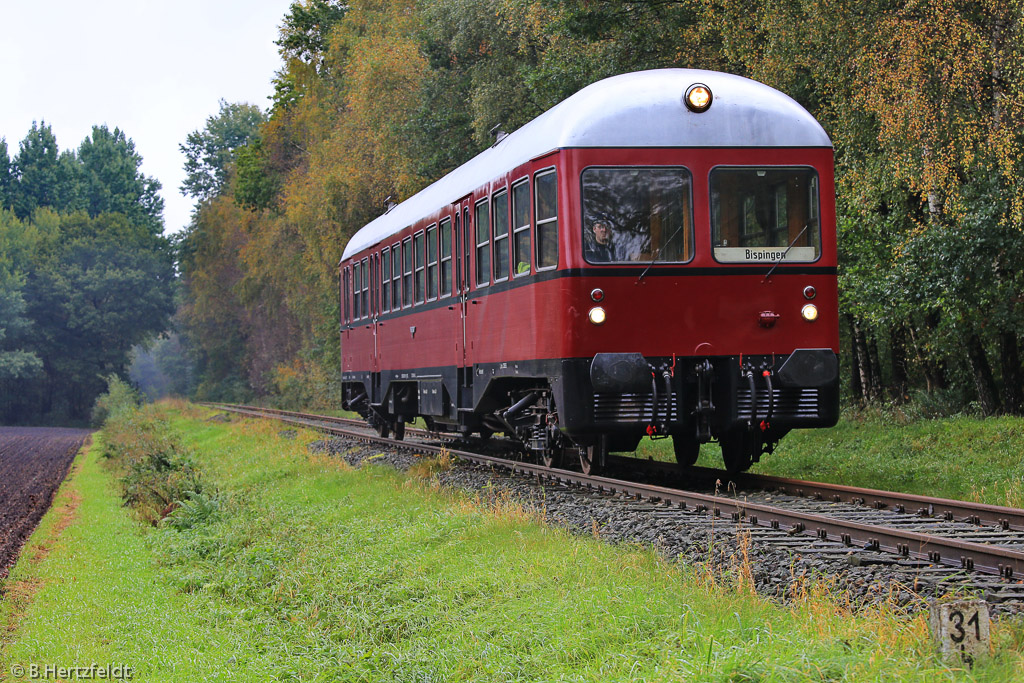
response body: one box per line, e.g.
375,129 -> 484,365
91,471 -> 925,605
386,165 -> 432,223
801,304 -> 819,322
589,307 -> 607,325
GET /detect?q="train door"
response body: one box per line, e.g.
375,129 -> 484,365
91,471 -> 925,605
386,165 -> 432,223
371,253 -> 381,398
454,199 -> 473,387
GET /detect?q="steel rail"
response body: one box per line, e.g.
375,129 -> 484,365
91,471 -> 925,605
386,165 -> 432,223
205,403 -> 1024,578
627,455 -> 1024,533
703,468 -> 1024,534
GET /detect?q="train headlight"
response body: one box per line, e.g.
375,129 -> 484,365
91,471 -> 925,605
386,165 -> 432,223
801,304 -> 819,322
588,307 -> 607,325
684,83 -> 713,113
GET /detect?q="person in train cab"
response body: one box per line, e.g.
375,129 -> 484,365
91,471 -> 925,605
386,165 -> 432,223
586,220 -> 616,262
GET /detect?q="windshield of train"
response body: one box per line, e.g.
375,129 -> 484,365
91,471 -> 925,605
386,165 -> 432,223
581,167 -> 693,264
710,167 -> 821,263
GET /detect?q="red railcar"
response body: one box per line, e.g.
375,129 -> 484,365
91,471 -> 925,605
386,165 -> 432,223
339,69 -> 839,473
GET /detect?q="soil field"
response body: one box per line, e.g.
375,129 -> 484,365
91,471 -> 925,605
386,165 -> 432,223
0,427 -> 89,579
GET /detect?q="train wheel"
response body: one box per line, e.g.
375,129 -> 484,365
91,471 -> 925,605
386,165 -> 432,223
393,420 -> 406,441
541,447 -> 561,468
673,437 -> 700,468
719,430 -> 755,473
580,438 -> 607,476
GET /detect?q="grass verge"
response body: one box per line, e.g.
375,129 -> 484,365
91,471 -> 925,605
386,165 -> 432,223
2,404 -> 1023,681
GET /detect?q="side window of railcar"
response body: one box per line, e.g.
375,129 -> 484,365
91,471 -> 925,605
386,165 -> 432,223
463,207 -> 471,287
414,232 -> 425,304
426,225 -> 438,300
492,190 -> 509,281
391,242 -> 401,310
402,237 -> 413,307
342,267 -> 350,324
535,170 -> 558,270
439,217 -> 452,297
369,255 -> 376,317
710,167 -> 821,263
512,179 -> 531,276
475,199 -> 490,287
352,262 -> 361,319
360,258 -> 369,319
581,167 -> 694,264
381,249 -> 390,312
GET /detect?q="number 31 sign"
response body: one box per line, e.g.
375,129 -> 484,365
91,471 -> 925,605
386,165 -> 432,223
929,599 -> 991,665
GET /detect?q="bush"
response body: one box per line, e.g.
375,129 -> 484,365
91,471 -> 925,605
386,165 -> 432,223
101,404 -> 211,526
91,375 -> 142,427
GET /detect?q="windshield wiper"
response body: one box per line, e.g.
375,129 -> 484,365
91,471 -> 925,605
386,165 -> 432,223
636,222 -> 687,284
762,224 -> 809,283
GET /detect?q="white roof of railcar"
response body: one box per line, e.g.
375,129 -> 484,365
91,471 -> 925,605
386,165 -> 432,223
341,69 -> 831,261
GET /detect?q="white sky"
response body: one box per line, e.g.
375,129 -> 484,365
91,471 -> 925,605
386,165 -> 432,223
0,0 -> 294,234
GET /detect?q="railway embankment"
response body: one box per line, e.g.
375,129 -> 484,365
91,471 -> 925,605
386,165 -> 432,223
2,402 -> 1024,681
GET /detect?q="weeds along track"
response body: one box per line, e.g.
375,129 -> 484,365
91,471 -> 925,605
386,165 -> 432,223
205,404 -> 1024,609
0,427 -> 89,579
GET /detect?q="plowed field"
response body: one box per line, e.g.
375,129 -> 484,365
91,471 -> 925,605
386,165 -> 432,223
0,427 -> 89,578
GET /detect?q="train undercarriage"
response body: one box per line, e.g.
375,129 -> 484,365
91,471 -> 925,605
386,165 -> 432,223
343,349 -> 839,474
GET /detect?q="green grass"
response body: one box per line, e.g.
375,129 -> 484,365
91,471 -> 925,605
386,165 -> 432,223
3,403 -> 1024,681
634,413 -> 1024,507
0,435 -> 280,680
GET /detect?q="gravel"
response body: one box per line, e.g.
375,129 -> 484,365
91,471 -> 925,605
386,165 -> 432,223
308,436 -> 1024,617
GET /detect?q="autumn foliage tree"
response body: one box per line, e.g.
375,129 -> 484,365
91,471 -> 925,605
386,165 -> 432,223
177,0 -> 1024,416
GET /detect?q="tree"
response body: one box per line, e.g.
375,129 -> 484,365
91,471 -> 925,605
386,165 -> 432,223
16,211 -> 175,420
78,125 -> 164,233
9,122 -> 82,219
180,100 -> 266,202
0,210 -> 42,385
276,0 -> 349,69
0,139 -> 11,210
234,137 -> 282,212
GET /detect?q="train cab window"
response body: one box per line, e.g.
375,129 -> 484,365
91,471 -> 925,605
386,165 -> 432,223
391,242 -> 401,310
710,167 -> 821,263
360,257 -> 369,318
535,170 -> 558,269
414,231 -> 425,304
492,190 -> 509,281
512,180 -> 531,276
426,224 -> 438,300
581,167 -> 693,264
381,248 -> 390,312
474,199 -> 490,287
402,237 -> 413,307
439,217 -> 452,297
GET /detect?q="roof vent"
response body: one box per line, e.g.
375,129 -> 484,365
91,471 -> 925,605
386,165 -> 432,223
489,123 -> 508,146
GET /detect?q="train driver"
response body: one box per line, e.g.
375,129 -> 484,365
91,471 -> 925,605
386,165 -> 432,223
585,220 -> 616,262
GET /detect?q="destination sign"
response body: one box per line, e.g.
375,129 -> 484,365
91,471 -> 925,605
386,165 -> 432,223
714,246 -> 817,263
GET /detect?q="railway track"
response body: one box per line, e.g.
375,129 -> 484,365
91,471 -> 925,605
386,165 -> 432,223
203,403 -> 1024,585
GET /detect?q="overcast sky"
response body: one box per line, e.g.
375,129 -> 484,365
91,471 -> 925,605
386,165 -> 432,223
0,0 -> 293,234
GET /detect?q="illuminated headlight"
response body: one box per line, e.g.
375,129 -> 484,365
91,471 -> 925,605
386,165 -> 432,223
684,83 -> 713,113
801,304 -> 819,322
588,307 -> 607,325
